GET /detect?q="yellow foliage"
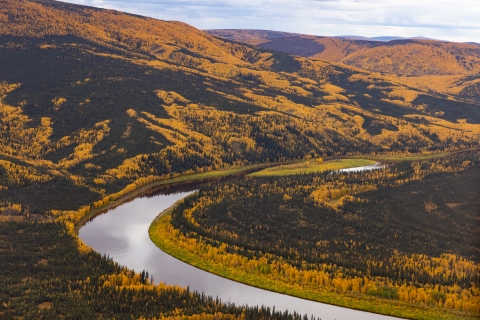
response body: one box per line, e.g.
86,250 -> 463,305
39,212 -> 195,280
387,88 -> 420,104
52,97 -> 67,111
0,159 -> 51,186
126,109 -> 137,118
157,213 -> 480,316
282,194 -> 292,201
93,178 -> 106,185
320,83 -> 345,95
155,90 -> 190,105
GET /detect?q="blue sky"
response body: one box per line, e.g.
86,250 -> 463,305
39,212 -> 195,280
64,0 -> 480,43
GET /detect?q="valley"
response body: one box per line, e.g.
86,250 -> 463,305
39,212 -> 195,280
0,0 -> 479,319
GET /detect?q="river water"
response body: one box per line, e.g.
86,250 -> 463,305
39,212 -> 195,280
338,162 -> 384,173
79,166 -> 400,320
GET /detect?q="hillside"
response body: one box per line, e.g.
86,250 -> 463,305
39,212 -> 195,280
0,0 -> 479,219
207,29 -> 480,76
206,29 -> 372,61
203,29 -> 301,45
207,30 -> 480,99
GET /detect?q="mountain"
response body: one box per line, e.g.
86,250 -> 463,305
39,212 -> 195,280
370,36 -> 407,41
340,39 -> 480,76
207,30 -> 480,100
336,35 -> 407,41
207,29 -> 480,76
0,0 -> 479,216
203,29 -> 301,45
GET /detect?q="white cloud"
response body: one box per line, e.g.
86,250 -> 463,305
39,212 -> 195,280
62,0 -> 480,42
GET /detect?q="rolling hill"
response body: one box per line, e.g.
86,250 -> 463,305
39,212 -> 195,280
207,29 -> 480,76
0,0 -> 479,218
207,29 -> 480,100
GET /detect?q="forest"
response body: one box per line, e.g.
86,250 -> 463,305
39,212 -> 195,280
0,0 -> 479,220
0,1 -> 479,319
0,221 -> 320,320
150,153 -> 480,319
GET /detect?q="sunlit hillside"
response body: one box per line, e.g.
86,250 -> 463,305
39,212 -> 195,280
208,29 -> 480,76
341,39 -> 480,76
207,29 -> 480,100
0,0 -> 479,219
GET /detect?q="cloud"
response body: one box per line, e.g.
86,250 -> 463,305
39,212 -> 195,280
63,0 -> 480,42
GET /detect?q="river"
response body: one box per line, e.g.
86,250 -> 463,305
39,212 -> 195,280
79,165 -> 400,320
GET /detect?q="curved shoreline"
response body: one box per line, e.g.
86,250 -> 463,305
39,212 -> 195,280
148,195 -> 479,320
77,148 -> 480,320
146,156 -> 480,320
148,201 -> 411,319
74,161 -> 276,234
74,146 -> 480,234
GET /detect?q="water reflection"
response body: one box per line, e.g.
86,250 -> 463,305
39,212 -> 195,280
338,162 -> 385,173
79,169 -> 400,320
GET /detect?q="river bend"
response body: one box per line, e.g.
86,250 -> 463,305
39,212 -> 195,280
79,164 -> 399,320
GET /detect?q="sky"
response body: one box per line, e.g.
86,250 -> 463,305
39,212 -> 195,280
63,0 -> 480,43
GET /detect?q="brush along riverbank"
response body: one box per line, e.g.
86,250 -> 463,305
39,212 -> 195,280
149,199 -> 477,320
149,154 -> 480,320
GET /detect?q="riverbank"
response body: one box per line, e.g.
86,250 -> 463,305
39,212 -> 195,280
147,152 -> 480,320
74,162 -> 276,234
149,205 -> 476,320
74,147 -> 480,233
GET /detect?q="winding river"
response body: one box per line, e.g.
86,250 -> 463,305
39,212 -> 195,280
79,163 -> 400,320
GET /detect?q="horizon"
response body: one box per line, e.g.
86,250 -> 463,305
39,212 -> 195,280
203,30 -> 460,43
62,0 -> 480,43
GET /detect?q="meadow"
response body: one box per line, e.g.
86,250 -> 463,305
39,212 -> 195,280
248,159 -> 377,177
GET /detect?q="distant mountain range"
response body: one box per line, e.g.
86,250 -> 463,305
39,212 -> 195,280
335,35 -> 437,41
206,29 -> 480,76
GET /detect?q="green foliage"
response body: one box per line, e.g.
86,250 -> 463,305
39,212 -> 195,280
413,94 -> 480,124
2,177 -> 100,213
0,164 -> 6,178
